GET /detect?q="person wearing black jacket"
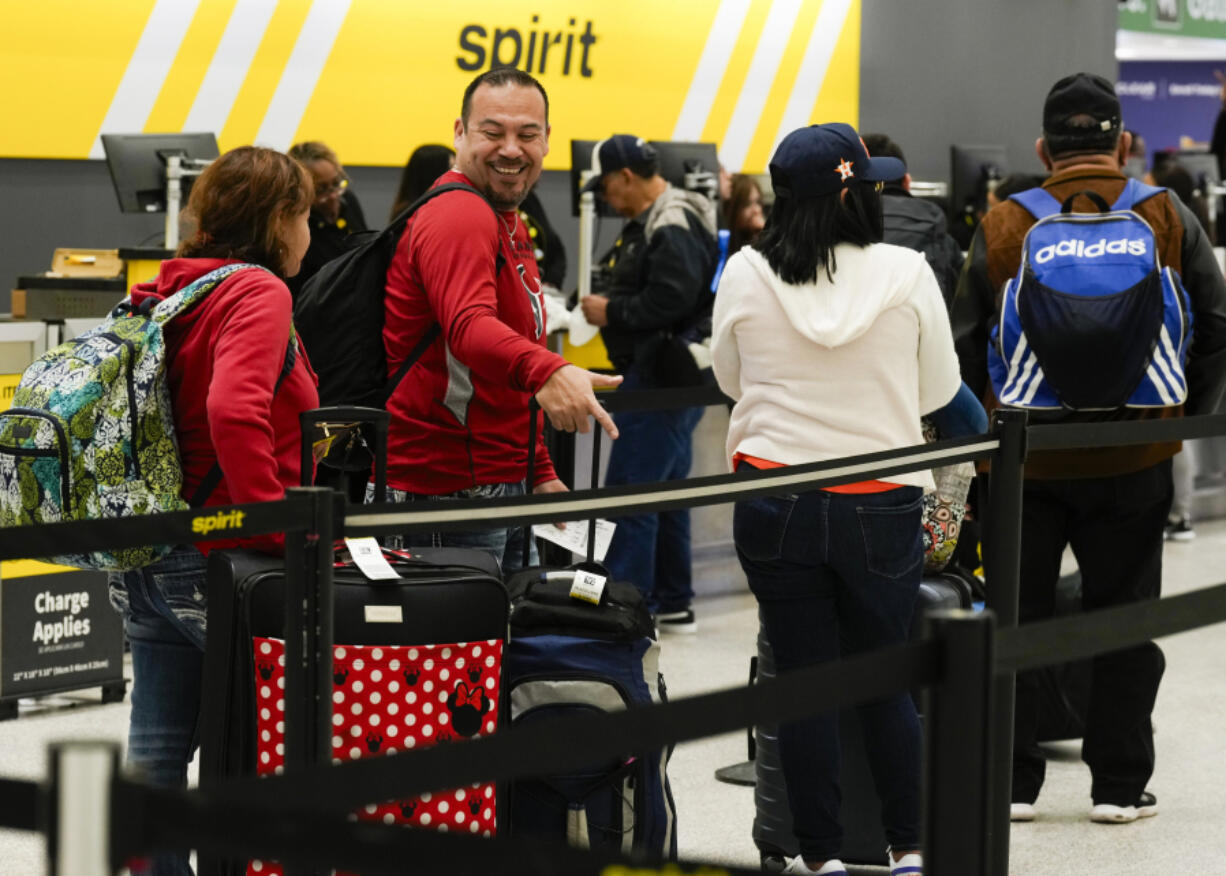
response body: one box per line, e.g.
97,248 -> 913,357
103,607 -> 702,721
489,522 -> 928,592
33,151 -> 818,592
578,134 -> 719,633
287,140 -> 369,298
952,72 -> 1226,826
862,133 -> 964,309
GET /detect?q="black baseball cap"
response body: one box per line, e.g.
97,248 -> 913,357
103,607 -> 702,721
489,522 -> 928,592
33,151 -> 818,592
580,135 -> 658,192
768,122 -> 905,199
1042,72 -> 1122,154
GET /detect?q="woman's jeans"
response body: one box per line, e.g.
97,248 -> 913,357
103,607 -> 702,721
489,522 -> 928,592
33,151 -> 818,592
733,480 -> 925,861
108,544 -> 209,876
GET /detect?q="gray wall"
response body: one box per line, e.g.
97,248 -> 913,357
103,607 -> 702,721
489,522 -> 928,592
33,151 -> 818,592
859,0 -> 1118,183
0,1 -> 1117,313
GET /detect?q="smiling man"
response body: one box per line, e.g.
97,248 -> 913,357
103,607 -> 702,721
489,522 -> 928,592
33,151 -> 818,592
378,68 -> 620,572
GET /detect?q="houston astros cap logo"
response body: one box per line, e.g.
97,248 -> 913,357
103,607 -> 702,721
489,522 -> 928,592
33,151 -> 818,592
837,159 -> 855,181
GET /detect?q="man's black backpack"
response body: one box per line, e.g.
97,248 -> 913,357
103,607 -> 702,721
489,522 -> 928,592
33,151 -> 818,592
293,182 -> 503,408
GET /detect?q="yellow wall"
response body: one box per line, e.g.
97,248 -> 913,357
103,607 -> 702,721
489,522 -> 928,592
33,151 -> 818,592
0,0 -> 860,173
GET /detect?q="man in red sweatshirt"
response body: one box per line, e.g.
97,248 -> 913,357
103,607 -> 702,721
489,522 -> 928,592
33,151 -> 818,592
380,68 -> 620,570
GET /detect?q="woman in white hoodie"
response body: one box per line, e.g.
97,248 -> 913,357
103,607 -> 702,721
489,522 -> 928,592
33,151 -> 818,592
711,123 -> 962,876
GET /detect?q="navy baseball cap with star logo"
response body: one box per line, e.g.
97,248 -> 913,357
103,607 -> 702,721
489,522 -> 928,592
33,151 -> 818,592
768,122 -> 905,199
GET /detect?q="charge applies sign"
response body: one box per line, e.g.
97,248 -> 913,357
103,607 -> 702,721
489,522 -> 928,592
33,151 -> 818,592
0,564 -> 124,700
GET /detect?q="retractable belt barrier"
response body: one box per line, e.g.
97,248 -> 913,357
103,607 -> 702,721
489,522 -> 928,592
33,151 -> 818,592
8,401 -> 1226,876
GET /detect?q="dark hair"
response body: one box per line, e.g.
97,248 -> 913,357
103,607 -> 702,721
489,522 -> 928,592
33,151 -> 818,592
177,146 -> 313,277
860,133 -> 907,184
460,68 -> 549,128
754,180 -> 883,284
390,144 -> 455,219
724,174 -> 764,256
1153,160 -> 1213,233
625,158 -> 659,180
992,173 -> 1048,203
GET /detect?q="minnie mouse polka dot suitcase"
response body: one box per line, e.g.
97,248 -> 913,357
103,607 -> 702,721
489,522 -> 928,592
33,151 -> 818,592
197,542 -> 508,876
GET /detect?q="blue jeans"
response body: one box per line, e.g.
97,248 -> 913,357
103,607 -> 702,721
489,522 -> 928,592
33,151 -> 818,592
368,480 -> 537,575
733,479 -> 925,860
603,369 -> 705,613
108,544 -> 209,876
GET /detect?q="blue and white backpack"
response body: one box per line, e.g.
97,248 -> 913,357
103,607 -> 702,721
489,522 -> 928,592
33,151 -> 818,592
988,179 -> 1192,411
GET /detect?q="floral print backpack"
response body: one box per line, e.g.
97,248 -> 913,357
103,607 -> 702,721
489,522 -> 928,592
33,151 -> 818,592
0,263 -> 267,570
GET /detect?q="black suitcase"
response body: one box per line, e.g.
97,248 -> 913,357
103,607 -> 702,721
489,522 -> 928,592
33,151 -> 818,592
197,407 -> 510,876
502,404 -> 679,858
752,572 -> 973,868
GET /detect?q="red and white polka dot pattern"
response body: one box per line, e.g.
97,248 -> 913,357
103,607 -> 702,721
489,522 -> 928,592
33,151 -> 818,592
248,637 -> 503,875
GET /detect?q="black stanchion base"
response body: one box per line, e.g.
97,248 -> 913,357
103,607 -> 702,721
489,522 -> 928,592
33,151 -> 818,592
0,700 -> 17,721
713,760 -> 755,786
101,680 -> 127,705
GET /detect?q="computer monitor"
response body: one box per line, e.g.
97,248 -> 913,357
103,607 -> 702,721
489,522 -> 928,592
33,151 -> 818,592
1172,151 -> 1221,194
651,140 -> 720,202
949,144 -> 1008,247
569,139 -> 615,218
100,132 -> 220,214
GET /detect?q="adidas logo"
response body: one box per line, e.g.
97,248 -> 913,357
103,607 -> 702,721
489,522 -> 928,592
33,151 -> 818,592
1034,237 -> 1147,264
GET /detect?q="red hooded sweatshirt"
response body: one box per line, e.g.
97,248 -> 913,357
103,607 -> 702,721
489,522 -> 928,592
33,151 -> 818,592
130,259 -> 319,552
383,171 -> 567,494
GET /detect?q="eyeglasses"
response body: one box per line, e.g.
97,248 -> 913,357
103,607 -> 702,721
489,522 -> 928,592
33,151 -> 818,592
314,174 -> 349,200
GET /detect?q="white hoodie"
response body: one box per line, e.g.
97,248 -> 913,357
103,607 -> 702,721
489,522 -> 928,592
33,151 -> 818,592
710,242 -> 961,490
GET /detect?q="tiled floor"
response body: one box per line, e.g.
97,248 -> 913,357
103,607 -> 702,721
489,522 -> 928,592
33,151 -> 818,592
3,521 -> 1226,874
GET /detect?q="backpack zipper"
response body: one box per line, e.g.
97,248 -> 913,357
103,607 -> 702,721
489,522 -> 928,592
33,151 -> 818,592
99,332 -> 142,479
1,408 -> 72,515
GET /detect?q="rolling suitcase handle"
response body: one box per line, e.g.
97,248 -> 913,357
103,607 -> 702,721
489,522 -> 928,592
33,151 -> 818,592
299,406 -> 391,502
523,399 -> 604,569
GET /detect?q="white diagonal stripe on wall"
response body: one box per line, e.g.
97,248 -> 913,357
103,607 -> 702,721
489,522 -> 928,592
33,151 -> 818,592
254,0 -> 353,151
182,0 -> 279,135
769,0 -> 854,156
671,0 -> 754,143
719,0 -> 805,171
89,0 -> 203,158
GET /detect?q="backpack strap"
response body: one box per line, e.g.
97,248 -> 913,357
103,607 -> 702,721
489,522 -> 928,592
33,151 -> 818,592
1008,187 -> 1063,220
189,338 -> 298,507
1010,178 -> 1167,218
1111,177 -> 1165,211
380,181 -> 508,404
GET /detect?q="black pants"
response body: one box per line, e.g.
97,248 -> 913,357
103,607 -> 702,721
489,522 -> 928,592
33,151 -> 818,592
981,459 -> 1170,806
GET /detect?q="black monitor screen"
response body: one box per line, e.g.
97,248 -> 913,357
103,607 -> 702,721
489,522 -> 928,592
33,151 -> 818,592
101,132 -> 220,214
569,139 -> 614,217
1172,150 -> 1221,191
568,138 -> 720,216
949,144 -> 1008,247
651,140 -> 720,202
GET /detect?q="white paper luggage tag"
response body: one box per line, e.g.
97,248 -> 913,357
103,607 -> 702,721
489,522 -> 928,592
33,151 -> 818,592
569,570 -> 607,605
344,537 -> 401,581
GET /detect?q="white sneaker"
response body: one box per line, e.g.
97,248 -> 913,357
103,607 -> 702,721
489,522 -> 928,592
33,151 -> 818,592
782,858 -> 848,875
1010,802 -> 1037,822
655,608 -> 697,634
889,850 -> 923,875
1090,791 -> 1158,823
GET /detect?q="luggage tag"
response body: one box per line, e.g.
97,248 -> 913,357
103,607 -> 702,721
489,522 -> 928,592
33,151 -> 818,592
343,537 -> 401,580
569,569 -> 607,605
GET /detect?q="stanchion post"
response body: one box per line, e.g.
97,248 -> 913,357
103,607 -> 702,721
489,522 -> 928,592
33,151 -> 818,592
281,487 -> 335,876
924,609 -> 995,875
48,741 -> 120,876
984,408 -> 1027,876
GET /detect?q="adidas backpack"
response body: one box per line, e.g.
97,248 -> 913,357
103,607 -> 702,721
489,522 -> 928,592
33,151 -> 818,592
0,263 -> 284,571
293,182 -> 503,408
988,179 -> 1193,411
